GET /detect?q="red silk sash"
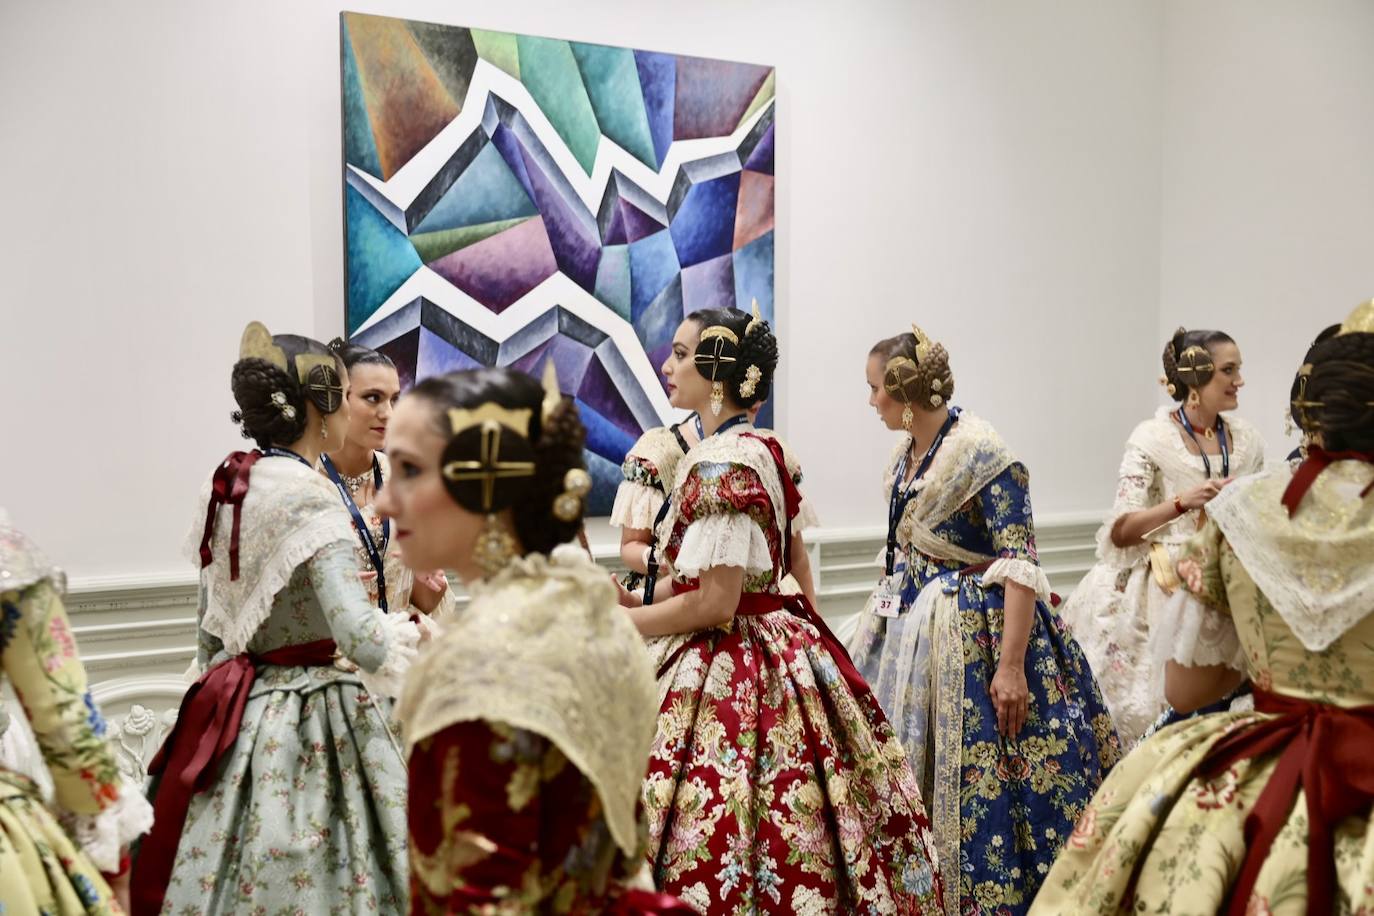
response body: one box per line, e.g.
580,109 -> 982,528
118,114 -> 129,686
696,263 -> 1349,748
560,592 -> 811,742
131,639 -> 339,916
1197,688 -> 1374,915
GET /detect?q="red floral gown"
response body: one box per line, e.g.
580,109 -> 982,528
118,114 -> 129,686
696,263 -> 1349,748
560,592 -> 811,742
644,429 -> 942,914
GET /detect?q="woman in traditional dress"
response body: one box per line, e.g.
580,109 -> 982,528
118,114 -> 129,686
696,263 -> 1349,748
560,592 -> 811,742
620,307 -> 941,914
1058,327 -> 1266,745
847,325 -> 1120,915
1,512 -> 153,914
375,364 -> 691,914
1033,301 -> 1374,915
320,339 -> 454,633
130,322 -> 419,915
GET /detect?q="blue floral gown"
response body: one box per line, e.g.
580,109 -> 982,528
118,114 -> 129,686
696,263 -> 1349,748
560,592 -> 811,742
847,413 -> 1121,915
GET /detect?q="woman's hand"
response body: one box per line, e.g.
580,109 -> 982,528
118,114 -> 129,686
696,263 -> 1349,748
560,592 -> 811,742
614,576 -> 644,608
989,664 -> 1029,738
1176,477 -> 1232,511
107,866 -> 131,913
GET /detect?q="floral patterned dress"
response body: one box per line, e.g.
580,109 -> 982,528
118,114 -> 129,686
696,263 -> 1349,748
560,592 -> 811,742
0,513 -> 152,915
398,548 -> 685,914
136,454 -> 418,915
1034,459 -> 1374,915
646,427 -> 942,915
847,413 -> 1121,916
1057,407 -> 1265,744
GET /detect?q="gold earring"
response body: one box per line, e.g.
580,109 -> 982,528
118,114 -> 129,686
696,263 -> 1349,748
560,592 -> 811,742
1187,389 -> 1200,407
320,416 -> 328,440
901,404 -> 913,430
473,514 -> 518,577
710,381 -> 724,417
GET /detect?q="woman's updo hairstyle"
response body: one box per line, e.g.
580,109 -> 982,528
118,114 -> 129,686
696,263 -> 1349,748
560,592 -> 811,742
1161,327 -> 1234,401
410,365 -> 589,554
1299,303 -> 1374,453
328,337 -> 396,375
870,324 -> 955,415
1289,323 -> 1342,435
230,321 -> 345,449
687,303 -> 779,408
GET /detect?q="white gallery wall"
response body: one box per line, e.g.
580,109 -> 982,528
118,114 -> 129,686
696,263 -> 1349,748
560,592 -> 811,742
0,0 -> 1367,582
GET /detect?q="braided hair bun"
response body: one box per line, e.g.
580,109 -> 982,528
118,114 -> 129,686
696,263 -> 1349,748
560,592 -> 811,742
230,358 -> 310,448
870,332 -> 954,409
688,306 -> 779,408
1302,330 -> 1374,452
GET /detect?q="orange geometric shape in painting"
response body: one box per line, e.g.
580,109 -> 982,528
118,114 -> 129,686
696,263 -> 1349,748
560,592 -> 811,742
733,170 -> 774,251
345,13 -> 460,180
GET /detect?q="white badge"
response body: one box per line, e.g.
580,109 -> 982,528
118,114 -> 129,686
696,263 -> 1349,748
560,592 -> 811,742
873,575 -> 901,618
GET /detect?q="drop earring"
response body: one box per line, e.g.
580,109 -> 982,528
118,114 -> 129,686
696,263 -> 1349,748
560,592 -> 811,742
710,381 -> 724,417
320,416 -> 328,440
473,514 -> 518,577
1187,389 -> 1200,407
901,404 -> 913,431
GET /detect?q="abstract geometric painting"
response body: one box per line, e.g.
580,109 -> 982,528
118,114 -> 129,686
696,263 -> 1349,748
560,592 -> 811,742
340,12 -> 775,514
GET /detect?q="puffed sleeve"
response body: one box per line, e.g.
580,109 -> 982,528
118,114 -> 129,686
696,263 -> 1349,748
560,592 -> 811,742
1094,440 -> 1158,569
1148,517 -> 1244,685
978,462 -> 1052,602
670,461 -> 776,579
1,581 -> 152,871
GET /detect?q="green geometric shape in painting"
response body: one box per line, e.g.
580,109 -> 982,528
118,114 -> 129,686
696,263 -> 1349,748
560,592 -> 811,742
411,216 -> 532,264
569,42 -> 657,170
737,69 -> 777,131
341,17 -> 382,179
413,142 -> 538,235
472,29 -> 519,80
516,34 -> 601,175
594,243 -> 632,322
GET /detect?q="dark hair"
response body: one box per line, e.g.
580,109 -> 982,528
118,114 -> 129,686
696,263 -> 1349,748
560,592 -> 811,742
329,337 -> 396,375
410,367 -> 587,554
230,334 -> 342,449
1301,331 -> 1374,452
869,332 -> 955,407
686,307 -> 778,408
1289,324 -> 1342,433
1161,328 -> 1235,401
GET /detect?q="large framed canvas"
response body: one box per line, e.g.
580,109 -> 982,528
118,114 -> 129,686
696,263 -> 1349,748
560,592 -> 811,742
340,12 -> 775,513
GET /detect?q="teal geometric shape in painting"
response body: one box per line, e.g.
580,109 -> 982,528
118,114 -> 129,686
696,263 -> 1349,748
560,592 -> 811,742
341,19 -> 381,179
413,143 -> 538,235
594,243 -> 632,322
347,183 -> 422,334
569,42 -> 657,170
515,34 -> 601,175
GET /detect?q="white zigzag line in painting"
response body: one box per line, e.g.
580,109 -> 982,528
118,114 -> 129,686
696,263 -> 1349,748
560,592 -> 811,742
350,57 -> 773,217
354,267 -> 679,428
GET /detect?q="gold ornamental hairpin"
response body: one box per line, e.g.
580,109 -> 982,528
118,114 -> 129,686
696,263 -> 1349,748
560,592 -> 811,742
447,404 -> 533,439
745,299 -> 766,335
1339,299 -> 1374,335
910,322 -> 934,362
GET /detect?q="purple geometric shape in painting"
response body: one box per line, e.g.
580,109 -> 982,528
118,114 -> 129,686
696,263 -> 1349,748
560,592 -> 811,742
743,121 -> 774,175
598,171 -> 669,246
672,56 -> 772,141
680,252 -> 736,313
602,203 -> 628,246
377,326 -> 421,391
633,50 -> 676,168
628,228 -> 680,320
428,216 -> 558,312
668,154 -> 742,269
579,352 -> 644,438
510,334 -> 594,389
418,326 -> 486,377
622,201 -> 668,243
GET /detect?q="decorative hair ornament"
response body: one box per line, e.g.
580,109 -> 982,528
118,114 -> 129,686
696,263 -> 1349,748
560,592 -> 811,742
884,355 -> 919,430
1290,363 -> 1324,431
269,391 -> 297,420
540,360 -> 563,425
695,324 -> 741,417
910,322 -> 935,363
740,363 -> 763,399
238,321 -> 344,414
240,321 -> 290,372
441,405 -> 536,513
473,515 -> 519,577
745,298 -> 766,336
552,468 -> 593,523
1337,298 -> 1374,335
1175,344 -> 1216,391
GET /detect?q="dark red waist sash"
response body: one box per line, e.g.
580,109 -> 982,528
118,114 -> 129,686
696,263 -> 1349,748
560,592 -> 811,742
658,583 -> 869,701
131,639 -> 338,916
1197,687 -> 1374,915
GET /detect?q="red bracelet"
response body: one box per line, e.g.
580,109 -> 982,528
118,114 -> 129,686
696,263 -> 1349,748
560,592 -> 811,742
1173,496 -> 1186,515
101,850 -> 132,881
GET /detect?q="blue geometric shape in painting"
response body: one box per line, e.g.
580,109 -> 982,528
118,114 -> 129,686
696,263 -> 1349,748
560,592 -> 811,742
576,397 -> 638,466
680,252 -> 736,313
594,244 -> 632,322
668,154 -> 742,269
341,18 -> 381,179
743,120 -> 774,175
346,183 -> 422,334
733,229 -> 774,319
628,228 -> 680,320
417,326 -> 486,378
583,449 -> 622,517
633,50 -> 676,168
569,42 -> 658,170
413,142 -> 538,235
632,274 -> 684,369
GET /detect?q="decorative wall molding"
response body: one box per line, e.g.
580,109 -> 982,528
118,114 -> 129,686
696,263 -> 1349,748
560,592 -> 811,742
66,514 -> 1104,781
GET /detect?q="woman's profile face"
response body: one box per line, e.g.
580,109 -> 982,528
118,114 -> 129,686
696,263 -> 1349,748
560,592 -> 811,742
660,319 -> 711,412
866,353 -> 906,431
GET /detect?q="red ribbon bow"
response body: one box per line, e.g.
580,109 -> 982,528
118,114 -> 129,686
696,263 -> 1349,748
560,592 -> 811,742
1197,688 -> 1374,915
131,639 -> 338,916
1280,446 -> 1374,516
197,450 -> 262,580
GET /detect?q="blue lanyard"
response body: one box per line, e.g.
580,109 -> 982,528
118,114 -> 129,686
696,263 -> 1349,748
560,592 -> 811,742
1176,408 -> 1229,479
644,412 -> 751,604
320,453 -> 390,612
885,408 -> 959,576
262,447 -> 313,469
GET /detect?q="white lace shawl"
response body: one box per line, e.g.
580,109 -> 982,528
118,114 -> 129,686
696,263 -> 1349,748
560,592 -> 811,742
183,455 -> 357,655
1208,461 -> 1374,652
1094,407 -> 1265,569
397,546 -> 656,861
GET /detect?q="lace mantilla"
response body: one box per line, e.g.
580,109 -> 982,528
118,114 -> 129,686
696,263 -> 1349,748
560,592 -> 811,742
1207,461 -> 1374,651
397,546 -> 657,861
183,456 -> 357,655
0,509 -> 62,596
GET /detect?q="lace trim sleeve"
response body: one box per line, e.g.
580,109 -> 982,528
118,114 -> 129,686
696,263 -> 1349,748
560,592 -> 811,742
672,515 -> 773,578
982,557 -> 1052,603
609,481 -> 665,530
